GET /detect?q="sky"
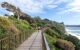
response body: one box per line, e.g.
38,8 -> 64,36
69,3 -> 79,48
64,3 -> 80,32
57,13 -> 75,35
0,0 -> 80,25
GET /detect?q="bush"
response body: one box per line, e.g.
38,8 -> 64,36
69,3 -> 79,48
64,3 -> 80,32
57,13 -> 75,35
0,16 -> 33,39
9,16 -> 31,29
45,33 -> 57,45
44,33 -> 57,50
0,17 -> 19,39
0,26 -> 7,39
65,35 -> 80,50
45,28 -> 60,37
55,39 -> 75,50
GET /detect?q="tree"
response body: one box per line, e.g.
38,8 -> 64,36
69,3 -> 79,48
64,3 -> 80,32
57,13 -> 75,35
1,2 -> 34,23
1,2 -> 21,20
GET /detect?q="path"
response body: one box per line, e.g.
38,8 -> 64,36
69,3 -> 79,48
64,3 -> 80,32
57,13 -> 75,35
16,30 -> 42,50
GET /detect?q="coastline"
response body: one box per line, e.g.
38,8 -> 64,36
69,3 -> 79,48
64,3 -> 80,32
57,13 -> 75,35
66,31 -> 80,39
66,28 -> 80,39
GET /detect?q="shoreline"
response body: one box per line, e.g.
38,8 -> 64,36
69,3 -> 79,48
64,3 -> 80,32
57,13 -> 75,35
66,31 -> 80,39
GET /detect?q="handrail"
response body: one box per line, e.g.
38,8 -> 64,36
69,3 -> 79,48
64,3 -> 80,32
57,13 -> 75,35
42,31 -> 50,50
0,29 -> 33,50
43,35 -> 50,50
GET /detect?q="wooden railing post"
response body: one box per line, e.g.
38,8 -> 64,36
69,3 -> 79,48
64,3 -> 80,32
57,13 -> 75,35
0,29 -> 33,50
1,40 -> 2,50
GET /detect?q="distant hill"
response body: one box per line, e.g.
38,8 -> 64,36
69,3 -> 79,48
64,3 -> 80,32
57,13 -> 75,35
66,25 -> 80,27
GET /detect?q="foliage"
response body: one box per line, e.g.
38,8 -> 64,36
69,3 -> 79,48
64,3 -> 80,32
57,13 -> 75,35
0,16 -> 33,39
9,16 -> 32,34
44,21 -> 76,50
0,16 -> 34,50
65,35 -> 80,50
1,2 -> 21,19
45,28 -> 60,37
1,2 -> 34,23
20,15 -> 34,24
0,2 -> 79,50
0,17 -> 19,39
45,33 -> 57,45
44,33 -> 56,50
33,16 -> 43,27
55,39 -> 75,50
51,22 -> 65,35
0,26 -> 7,39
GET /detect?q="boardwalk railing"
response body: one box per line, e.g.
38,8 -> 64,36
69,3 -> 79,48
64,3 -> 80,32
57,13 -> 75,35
0,29 -> 33,50
42,31 -> 50,50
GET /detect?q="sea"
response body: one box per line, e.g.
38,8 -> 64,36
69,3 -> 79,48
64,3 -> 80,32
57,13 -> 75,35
65,26 -> 80,39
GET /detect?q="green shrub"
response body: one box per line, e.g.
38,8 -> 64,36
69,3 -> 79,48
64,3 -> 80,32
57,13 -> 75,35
45,33 -> 57,45
0,16 -> 33,39
44,33 -> 57,50
0,26 -> 7,39
45,28 -> 60,37
65,35 -> 80,50
0,17 -> 19,39
55,39 -> 75,50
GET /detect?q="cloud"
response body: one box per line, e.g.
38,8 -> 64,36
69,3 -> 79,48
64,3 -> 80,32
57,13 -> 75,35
1,0 -> 58,14
67,0 -> 80,12
58,0 -> 80,14
1,0 -> 70,14
1,0 -> 79,15
54,0 -> 70,4
47,4 -> 57,9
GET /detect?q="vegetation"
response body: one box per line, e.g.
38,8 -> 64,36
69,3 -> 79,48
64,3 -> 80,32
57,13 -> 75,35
44,22 -> 76,50
44,20 -> 80,50
0,17 -> 19,39
0,16 -> 34,50
65,35 -> 80,50
1,2 -> 34,23
0,14 -> 79,50
44,33 -> 57,50
0,16 -> 33,38
0,2 -> 80,50
55,39 -> 75,50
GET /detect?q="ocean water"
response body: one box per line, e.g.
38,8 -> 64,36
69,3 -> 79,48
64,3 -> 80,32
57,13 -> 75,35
66,26 -> 80,36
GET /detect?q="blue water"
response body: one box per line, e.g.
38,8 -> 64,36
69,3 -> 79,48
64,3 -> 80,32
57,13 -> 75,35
66,26 -> 80,36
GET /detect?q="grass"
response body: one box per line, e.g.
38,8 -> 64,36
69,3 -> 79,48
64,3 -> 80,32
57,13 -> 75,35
44,33 -> 57,50
0,16 -> 33,39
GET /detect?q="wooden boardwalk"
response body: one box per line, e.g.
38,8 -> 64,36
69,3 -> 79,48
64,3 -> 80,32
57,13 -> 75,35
16,30 -> 42,50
